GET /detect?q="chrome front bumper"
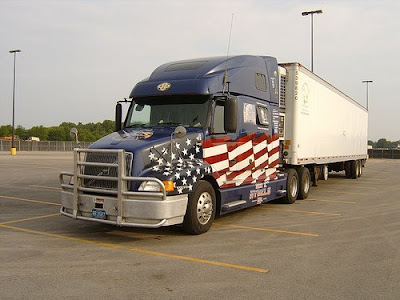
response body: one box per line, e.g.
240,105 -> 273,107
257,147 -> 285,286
59,149 -> 188,228
60,188 -> 188,228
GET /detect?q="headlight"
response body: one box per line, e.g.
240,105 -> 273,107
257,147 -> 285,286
138,181 -> 161,192
138,180 -> 175,192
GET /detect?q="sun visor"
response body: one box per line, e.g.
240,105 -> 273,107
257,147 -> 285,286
130,79 -> 211,98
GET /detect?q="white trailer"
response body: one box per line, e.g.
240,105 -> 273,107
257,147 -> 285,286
278,63 -> 368,182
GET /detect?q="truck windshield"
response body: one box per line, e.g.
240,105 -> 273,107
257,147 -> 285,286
125,95 -> 210,129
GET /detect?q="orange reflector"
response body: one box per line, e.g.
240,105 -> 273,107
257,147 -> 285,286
163,181 -> 175,192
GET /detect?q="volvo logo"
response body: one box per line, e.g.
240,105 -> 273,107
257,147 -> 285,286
157,82 -> 171,91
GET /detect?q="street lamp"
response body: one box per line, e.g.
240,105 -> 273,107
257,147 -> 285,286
302,9 -> 323,72
362,80 -> 373,110
9,49 -> 21,156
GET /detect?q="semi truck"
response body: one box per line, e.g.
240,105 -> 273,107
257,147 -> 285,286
60,55 -> 368,234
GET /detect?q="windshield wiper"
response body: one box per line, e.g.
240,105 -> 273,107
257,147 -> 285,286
157,121 -> 184,126
125,123 -> 148,128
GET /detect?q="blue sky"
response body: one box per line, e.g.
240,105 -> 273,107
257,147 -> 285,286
0,0 -> 399,141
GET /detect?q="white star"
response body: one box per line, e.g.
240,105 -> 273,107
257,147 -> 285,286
162,147 -> 168,155
178,187 -> 183,194
163,171 -> 171,176
176,167 -> 183,171
182,148 -> 188,156
178,158 -> 183,164
175,172 -> 180,179
196,134 -> 202,141
189,153 -> 195,160
196,168 -> 201,175
186,170 -> 191,177
171,152 -> 176,160
175,142 -> 180,149
166,161 -> 172,167
182,178 -> 187,185
195,146 -> 200,153
152,166 -> 160,171
158,158 -> 164,165
148,152 -> 156,161
186,138 -> 191,146
192,176 -> 197,183
188,184 -> 193,191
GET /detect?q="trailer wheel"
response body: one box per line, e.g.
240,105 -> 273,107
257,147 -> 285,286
350,160 -> 358,179
183,180 -> 216,235
319,165 -> 329,181
298,167 -> 311,200
345,162 -> 351,178
357,160 -> 362,177
282,169 -> 299,204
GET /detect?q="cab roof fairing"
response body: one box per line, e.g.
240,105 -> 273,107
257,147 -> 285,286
129,55 -> 279,104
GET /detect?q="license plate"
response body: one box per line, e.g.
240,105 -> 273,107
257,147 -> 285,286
92,209 -> 106,220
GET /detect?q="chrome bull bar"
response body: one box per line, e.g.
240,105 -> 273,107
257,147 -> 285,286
59,149 -> 186,228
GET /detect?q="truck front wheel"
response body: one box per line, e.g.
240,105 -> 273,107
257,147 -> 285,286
183,180 -> 216,235
282,169 -> 299,204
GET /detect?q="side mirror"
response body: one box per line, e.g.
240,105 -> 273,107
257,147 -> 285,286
70,128 -> 78,142
115,103 -> 122,131
224,97 -> 237,133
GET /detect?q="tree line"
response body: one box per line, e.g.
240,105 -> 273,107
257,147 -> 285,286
0,120 -> 115,142
368,139 -> 400,149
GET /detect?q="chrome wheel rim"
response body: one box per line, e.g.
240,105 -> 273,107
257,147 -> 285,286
304,173 -> 310,193
196,192 -> 213,225
290,176 -> 298,198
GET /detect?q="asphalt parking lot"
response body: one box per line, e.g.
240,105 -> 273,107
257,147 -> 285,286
1,152 -> 399,299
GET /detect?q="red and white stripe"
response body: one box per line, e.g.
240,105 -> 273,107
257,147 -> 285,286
202,133 -> 280,188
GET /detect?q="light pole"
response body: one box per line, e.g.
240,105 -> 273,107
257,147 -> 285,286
362,80 -> 373,110
9,49 -> 21,155
302,10 -> 323,72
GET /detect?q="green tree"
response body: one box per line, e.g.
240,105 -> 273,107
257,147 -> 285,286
16,125 -> 28,140
47,127 -> 66,141
28,126 -> 49,141
376,138 -> 389,148
0,125 -> 12,137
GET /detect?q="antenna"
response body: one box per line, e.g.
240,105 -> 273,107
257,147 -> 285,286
223,13 -> 234,94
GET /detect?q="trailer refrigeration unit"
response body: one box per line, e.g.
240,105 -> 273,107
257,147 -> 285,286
60,55 -> 368,234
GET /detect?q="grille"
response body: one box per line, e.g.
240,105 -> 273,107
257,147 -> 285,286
82,152 -> 133,190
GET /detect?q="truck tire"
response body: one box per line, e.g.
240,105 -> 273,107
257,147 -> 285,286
345,161 -> 351,178
298,167 -> 311,200
350,160 -> 358,179
282,169 -> 299,204
183,180 -> 216,235
357,160 -> 362,177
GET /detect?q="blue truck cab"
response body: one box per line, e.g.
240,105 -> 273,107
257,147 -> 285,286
60,55 -> 292,234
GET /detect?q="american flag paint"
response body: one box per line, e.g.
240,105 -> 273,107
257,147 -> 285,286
203,133 -> 280,188
146,133 -> 211,194
145,131 -> 280,193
